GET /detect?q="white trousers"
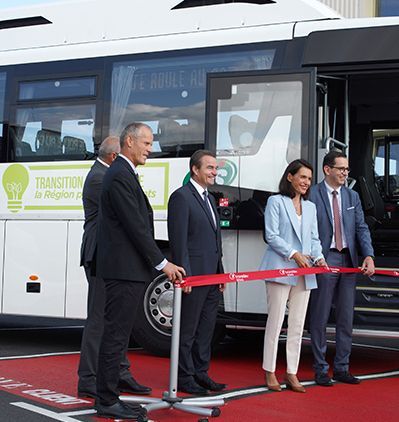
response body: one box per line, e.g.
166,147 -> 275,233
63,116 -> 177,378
262,277 -> 310,374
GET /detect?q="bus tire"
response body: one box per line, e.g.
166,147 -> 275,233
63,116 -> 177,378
132,274 -> 226,357
132,274 -> 174,357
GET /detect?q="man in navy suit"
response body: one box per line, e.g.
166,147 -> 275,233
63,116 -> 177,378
309,150 -> 375,387
168,150 -> 226,395
94,123 -> 185,420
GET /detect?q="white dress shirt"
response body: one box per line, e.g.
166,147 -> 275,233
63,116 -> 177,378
324,181 -> 348,249
190,178 -> 217,227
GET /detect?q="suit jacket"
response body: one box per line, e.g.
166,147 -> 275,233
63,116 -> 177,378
168,181 -> 223,276
80,160 -> 107,267
96,156 -> 164,282
259,194 -> 323,289
308,182 -> 374,267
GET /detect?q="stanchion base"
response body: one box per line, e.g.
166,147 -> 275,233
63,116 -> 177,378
121,393 -> 224,419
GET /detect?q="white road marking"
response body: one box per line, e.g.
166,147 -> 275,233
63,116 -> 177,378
8,369 -> 399,420
62,409 -> 96,416
11,402 -> 84,421
187,369 -> 399,401
0,351 -> 80,360
302,335 -> 399,352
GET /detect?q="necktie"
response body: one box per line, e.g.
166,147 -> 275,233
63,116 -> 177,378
332,190 -> 343,251
203,190 -> 216,228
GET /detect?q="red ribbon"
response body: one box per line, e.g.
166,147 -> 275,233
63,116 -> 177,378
180,267 -> 399,288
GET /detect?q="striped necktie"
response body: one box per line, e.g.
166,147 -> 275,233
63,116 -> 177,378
332,190 -> 343,251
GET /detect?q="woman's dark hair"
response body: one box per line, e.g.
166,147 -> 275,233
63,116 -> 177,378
278,159 -> 313,199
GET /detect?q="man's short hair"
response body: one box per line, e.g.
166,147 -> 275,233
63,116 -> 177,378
120,122 -> 152,148
98,136 -> 120,158
323,150 -> 347,170
189,149 -> 216,176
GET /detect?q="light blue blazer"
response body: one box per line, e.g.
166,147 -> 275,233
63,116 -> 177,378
259,194 -> 324,290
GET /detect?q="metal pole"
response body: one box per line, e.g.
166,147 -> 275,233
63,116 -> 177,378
167,284 -> 182,400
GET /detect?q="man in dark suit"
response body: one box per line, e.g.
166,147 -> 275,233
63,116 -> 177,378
94,123 -> 185,421
309,150 -> 375,387
168,150 -> 226,395
78,136 -> 151,399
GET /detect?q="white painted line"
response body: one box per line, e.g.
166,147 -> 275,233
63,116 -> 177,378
62,409 -> 96,416
11,402 -> 83,421
302,335 -> 399,352
351,342 -> 399,352
358,370 -> 399,380
186,369 -> 399,401
0,351 -> 80,360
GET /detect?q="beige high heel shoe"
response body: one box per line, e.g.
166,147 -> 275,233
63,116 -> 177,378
265,371 -> 282,392
284,373 -> 306,393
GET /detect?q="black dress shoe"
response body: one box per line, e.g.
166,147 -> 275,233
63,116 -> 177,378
333,371 -> 361,384
95,400 -> 147,420
118,377 -> 152,395
195,373 -> 227,392
315,373 -> 333,387
178,379 -> 209,395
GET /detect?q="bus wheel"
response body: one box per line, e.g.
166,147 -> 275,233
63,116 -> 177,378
132,274 -> 173,357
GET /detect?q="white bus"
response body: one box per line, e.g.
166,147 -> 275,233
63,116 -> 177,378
0,0 -> 398,355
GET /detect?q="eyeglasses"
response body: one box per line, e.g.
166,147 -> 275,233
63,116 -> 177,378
330,166 -> 350,174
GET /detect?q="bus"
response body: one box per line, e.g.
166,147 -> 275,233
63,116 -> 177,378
0,0 -> 398,356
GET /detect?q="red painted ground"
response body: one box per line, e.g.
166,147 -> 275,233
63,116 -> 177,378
0,339 -> 398,421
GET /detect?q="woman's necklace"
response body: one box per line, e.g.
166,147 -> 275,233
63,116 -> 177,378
293,199 -> 302,216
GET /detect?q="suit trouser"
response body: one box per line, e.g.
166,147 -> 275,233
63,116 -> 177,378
262,277 -> 310,374
310,249 -> 356,374
96,279 -> 145,405
78,267 -> 131,388
178,285 -> 221,381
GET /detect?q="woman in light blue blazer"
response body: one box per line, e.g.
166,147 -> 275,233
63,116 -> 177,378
260,159 -> 326,393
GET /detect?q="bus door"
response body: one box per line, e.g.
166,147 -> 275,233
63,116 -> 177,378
206,69 -> 316,316
314,68 -> 399,332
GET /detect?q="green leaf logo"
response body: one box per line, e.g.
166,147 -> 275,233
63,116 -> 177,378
216,159 -> 238,186
2,164 -> 30,213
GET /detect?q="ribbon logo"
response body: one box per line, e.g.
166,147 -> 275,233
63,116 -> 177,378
228,273 -> 249,282
278,269 -> 298,277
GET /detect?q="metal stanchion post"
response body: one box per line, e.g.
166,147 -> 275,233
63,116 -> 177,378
121,283 -> 224,420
